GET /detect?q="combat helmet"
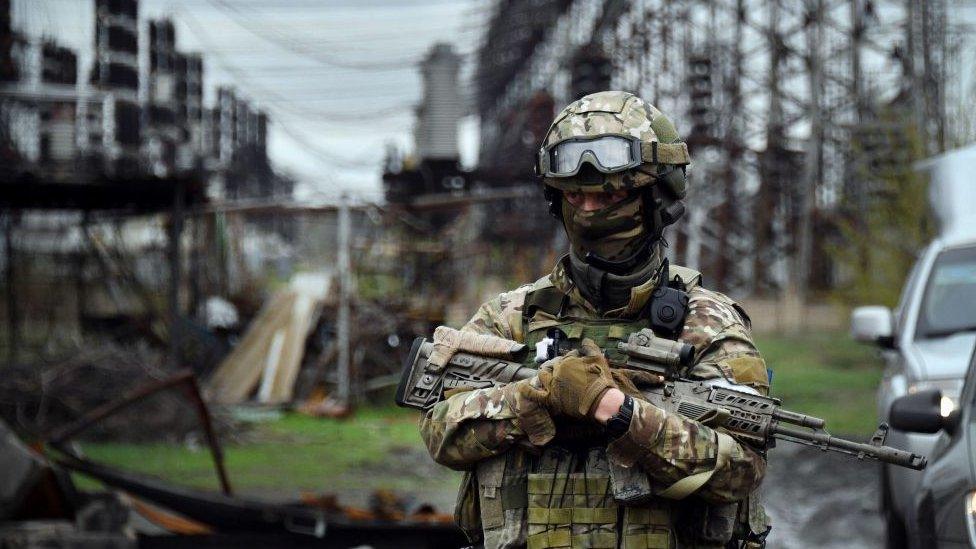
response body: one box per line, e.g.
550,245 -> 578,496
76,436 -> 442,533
536,90 -> 691,227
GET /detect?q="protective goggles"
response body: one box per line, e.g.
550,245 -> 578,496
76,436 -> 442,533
536,135 -> 690,178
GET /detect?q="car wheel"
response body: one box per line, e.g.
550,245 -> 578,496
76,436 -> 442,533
881,466 -> 909,549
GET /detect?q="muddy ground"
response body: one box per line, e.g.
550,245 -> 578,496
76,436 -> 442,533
765,441 -> 885,548
330,440 -> 887,548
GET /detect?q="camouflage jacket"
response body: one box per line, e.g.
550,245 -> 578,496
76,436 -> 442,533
419,258 -> 770,548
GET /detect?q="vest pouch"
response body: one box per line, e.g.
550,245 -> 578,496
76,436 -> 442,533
526,472 -> 618,549
674,498 -> 736,546
609,462 -> 653,505
478,453 -> 531,548
622,505 -> 673,549
476,455 -> 508,529
734,488 -> 771,546
454,471 -> 483,543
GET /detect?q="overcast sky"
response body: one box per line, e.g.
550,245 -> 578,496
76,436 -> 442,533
11,1 -> 975,204
12,0 -> 485,203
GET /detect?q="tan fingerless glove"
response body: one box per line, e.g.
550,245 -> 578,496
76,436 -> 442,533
519,338 -> 616,420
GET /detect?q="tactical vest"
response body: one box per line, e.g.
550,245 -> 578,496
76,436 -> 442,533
461,265 -> 768,549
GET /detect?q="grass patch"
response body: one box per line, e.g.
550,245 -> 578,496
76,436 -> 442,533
73,332 -> 882,496
755,331 -> 883,436
78,407 -> 461,497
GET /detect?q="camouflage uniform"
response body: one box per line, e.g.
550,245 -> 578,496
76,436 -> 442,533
420,258 -> 770,549
420,90 -> 770,548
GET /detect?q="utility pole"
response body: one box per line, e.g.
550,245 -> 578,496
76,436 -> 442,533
336,195 -> 351,405
168,180 -> 185,368
796,0 -> 825,303
4,213 -> 17,364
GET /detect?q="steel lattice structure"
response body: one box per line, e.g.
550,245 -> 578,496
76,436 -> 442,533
475,0 -> 970,297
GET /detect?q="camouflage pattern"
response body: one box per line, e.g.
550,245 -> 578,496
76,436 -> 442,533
606,399 -> 765,503
419,256 -> 769,548
681,288 -> 770,396
560,193 -> 651,263
541,91 -> 689,195
420,380 -> 553,471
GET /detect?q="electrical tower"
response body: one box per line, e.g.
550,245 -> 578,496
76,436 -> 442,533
474,0 -> 968,297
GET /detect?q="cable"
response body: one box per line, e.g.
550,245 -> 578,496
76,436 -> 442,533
179,6 -> 421,124
268,113 -> 396,171
206,0 -> 479,65
178,5 -> 390,177
205,0 -> 428,71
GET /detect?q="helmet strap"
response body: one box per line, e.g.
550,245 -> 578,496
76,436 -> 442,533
543,186 -> 563,220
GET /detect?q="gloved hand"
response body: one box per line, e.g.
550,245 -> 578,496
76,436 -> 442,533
507,376 -> 556,446
427,325 -> 525,372
611,369 -> 664,398
518,338 -> 616,420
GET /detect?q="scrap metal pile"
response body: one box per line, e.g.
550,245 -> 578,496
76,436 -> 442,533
0,343 -> 206,442
1,369 -> 465,548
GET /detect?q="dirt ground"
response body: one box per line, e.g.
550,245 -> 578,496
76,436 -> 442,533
765,441 -> 885,548
326,441 -> 887,548
343,440 -> 888,548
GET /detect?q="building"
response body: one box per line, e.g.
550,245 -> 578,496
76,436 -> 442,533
0,3 -> 82,179
88,0 -> 140,175
384,42 -> 468,208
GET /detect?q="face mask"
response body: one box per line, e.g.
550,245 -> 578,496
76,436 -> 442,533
561,192 -> 652,264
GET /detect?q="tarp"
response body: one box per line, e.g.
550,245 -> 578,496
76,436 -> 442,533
207,273 -> 331,405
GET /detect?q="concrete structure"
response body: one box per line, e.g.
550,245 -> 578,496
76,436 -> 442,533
0,30 -> 81,178
176,53 -> 204,171
414,43 -> 462,161
89,0 -> 140,174
146,19 -> 178,176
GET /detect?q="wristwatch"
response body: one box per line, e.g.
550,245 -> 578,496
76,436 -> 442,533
605,394 -> 634,439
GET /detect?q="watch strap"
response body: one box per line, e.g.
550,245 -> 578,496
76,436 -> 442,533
605,394 -> 634,439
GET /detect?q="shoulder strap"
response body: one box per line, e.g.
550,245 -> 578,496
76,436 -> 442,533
667,264 -> 702,291
521,284 -> 565,323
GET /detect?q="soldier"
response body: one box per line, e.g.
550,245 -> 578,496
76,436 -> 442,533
419,91 -> 771,548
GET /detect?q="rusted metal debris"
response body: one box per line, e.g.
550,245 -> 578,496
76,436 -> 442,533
54,453 -> 467,546
47,369 -> 232,496
0,342 -> 220,443
27,369 -> 467,547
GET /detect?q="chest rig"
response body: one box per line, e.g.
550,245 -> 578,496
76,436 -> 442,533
469,265 -> 704,549
520,261 -> 696,359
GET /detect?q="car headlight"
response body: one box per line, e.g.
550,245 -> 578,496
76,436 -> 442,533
909,379 -> 964,416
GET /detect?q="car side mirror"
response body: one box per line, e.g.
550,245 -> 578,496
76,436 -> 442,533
890,389 -> 953,434
851,306 -> 896,349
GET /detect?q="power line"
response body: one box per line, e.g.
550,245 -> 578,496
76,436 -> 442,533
180,6 -> 421,123
178,4 -> 398,174
204,0 -> 428,71
270,118 -> 386,171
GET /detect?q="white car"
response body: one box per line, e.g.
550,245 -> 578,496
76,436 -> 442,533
852,145 -> 976,548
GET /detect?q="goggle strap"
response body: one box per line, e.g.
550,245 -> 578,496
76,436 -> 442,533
641,141 -> 690,165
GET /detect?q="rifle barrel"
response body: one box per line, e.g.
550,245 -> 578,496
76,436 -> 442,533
772,422 -> 926,470
772,409 -> 826,429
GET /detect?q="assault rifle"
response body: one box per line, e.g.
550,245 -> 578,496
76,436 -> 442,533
395,328 -> 927,471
